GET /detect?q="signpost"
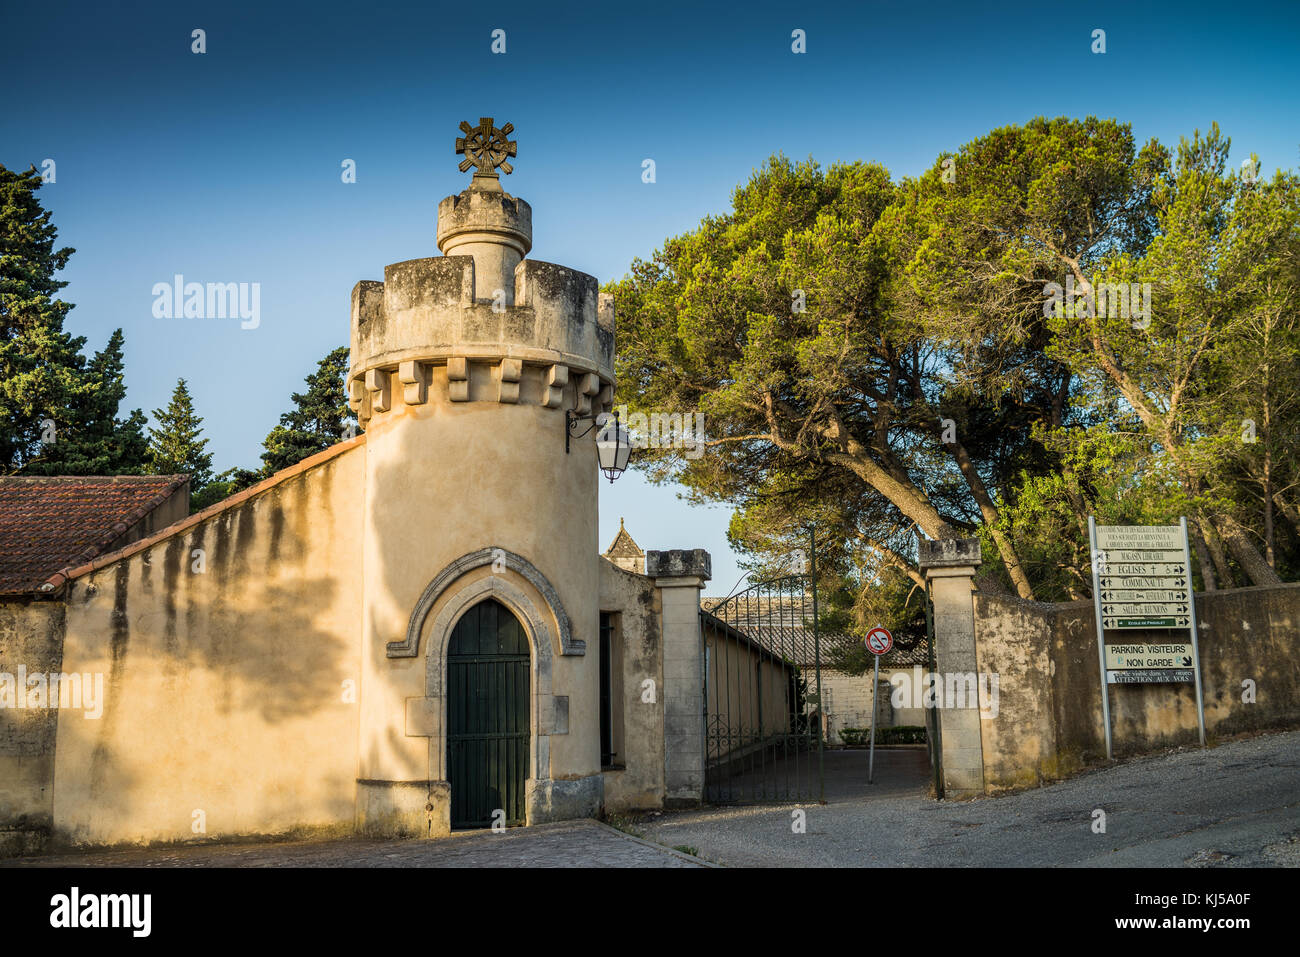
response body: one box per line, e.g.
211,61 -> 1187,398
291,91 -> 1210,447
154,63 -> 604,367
1088,517 -> 1207,759
864,625 -> 893,784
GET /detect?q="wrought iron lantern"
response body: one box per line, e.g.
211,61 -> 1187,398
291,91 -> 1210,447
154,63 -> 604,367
566,409 -> 630,483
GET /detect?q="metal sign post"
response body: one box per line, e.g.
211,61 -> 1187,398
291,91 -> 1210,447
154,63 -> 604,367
865,625 -> 893,784
1181,517 -> 1207,747
1088,517 -> 1114,760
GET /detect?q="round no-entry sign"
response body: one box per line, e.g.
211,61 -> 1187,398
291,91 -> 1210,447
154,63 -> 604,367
865,626 -> 893,656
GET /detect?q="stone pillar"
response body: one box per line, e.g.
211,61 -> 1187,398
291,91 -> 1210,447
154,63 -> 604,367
646,549 -> 711,806
918,538 -> 985,799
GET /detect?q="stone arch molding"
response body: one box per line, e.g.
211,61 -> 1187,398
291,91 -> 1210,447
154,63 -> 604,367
388,546 -> 583,658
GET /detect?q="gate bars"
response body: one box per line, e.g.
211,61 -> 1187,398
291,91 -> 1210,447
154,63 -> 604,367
701,531 -> 824,804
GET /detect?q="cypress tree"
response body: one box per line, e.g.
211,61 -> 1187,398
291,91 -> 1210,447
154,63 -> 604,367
148,378 -> 214,490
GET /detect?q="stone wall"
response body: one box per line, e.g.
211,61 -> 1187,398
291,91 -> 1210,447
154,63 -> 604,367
598,559 -> 663,811
0,601 -> 66,855
973,583 -> 1300,790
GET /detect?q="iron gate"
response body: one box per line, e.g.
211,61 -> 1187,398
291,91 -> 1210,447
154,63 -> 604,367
447,598 -> 530,828
702,570 -> 823,803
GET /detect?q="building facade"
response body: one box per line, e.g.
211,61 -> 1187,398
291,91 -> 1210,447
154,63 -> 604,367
0,126 -> 715,854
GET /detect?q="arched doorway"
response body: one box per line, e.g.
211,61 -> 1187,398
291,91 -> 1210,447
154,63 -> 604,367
447,598 -> 531,829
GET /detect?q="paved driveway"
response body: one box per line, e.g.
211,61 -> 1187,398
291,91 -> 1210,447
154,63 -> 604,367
2,819 -> 706,869
8,732 -> 1297,868
637,731 -> 1300,867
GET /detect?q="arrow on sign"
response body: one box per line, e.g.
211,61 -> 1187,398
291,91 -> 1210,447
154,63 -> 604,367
1096,563 -> 1186,575
1098,577 -> 1187,589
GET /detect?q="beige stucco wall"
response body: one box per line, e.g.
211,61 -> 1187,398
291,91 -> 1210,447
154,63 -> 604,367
355,354 -> 605,834
47,447 -> 366,848
0,601 -> 66,855
598,558 -> 664,811
703,620 -> 793,759
820,668 -> 922,743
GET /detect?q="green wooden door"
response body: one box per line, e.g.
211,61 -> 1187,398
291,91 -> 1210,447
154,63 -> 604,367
447,598 -> 531,829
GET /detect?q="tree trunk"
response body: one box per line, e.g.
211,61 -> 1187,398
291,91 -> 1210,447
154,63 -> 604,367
1273,491 -> 1300,537
1189,523 -> 1218,591
1213,514 -> 1282,586
945,440 -> 1035,600
1201,518 -> 1235,588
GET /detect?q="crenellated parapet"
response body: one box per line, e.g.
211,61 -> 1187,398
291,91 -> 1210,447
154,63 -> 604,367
347,172 -> 615,426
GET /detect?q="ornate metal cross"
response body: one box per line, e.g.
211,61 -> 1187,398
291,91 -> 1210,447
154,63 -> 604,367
455,118 -> 517,176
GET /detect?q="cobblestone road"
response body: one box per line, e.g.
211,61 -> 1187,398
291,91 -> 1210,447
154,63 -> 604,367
3,820 -> 707,868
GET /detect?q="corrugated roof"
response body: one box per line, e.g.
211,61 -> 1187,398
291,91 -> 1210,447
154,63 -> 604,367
0,474 -> 189,596
700,593 -> 929,667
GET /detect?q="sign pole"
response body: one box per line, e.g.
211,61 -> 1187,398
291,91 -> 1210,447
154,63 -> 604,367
868,651 -> 880,784
863,625 -> 893,785
1089,516 -> 1114,760
1181,517 -> 1207,747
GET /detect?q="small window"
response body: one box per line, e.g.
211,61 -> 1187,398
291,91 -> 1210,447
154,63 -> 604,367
599,612 -> 625,769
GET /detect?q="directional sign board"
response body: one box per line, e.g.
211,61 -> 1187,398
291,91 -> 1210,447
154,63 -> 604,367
1105,643 -> 1193,670
1100,549 -> 1186,563
1088,517 -> 1206,758
1102,615 -> 1190,629
1107,669 -> 1194,684
1095,525 -> 1184,550
1096,562 -> 1187,576
1091,534 -> 1192,629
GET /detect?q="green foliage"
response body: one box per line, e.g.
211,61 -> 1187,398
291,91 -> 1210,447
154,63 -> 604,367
611,117 -> 1299,612
148,378 -> 214,507
1,165 -> 147,475
258,346 -> 359,476
839,726 -> 927,746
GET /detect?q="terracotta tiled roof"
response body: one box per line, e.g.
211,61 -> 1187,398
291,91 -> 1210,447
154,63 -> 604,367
0,474 -> 189,597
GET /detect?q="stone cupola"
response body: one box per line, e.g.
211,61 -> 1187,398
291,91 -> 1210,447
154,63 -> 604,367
345,118 -> 614,428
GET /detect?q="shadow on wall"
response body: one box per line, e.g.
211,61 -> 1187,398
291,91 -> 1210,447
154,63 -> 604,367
973,582 -> 1300,790
42,455 -> 364,849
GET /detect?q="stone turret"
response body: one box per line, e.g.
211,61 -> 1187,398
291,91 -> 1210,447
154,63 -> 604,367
346,131 -> 614,425
435,174 -> 531,306
350,119 -> 613,837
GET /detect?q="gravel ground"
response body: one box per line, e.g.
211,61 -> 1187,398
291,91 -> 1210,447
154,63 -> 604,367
637,730 -> 1300,867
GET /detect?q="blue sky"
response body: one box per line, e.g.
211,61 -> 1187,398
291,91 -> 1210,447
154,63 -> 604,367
4,0 -> 1298,590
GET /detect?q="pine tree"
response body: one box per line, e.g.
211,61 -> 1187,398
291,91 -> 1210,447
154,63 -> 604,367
148,378 -> 214,489
1,164 -> 148,474
206,346 -> 360,502
259,346 -> 359,474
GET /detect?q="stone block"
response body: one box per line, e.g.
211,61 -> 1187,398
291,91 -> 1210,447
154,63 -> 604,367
918,537 -> 982,570
526,774 -> 602,824
646,549 -> 712,581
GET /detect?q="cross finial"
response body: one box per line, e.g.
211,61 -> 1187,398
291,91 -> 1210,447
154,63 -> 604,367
455,117 -> 517,176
